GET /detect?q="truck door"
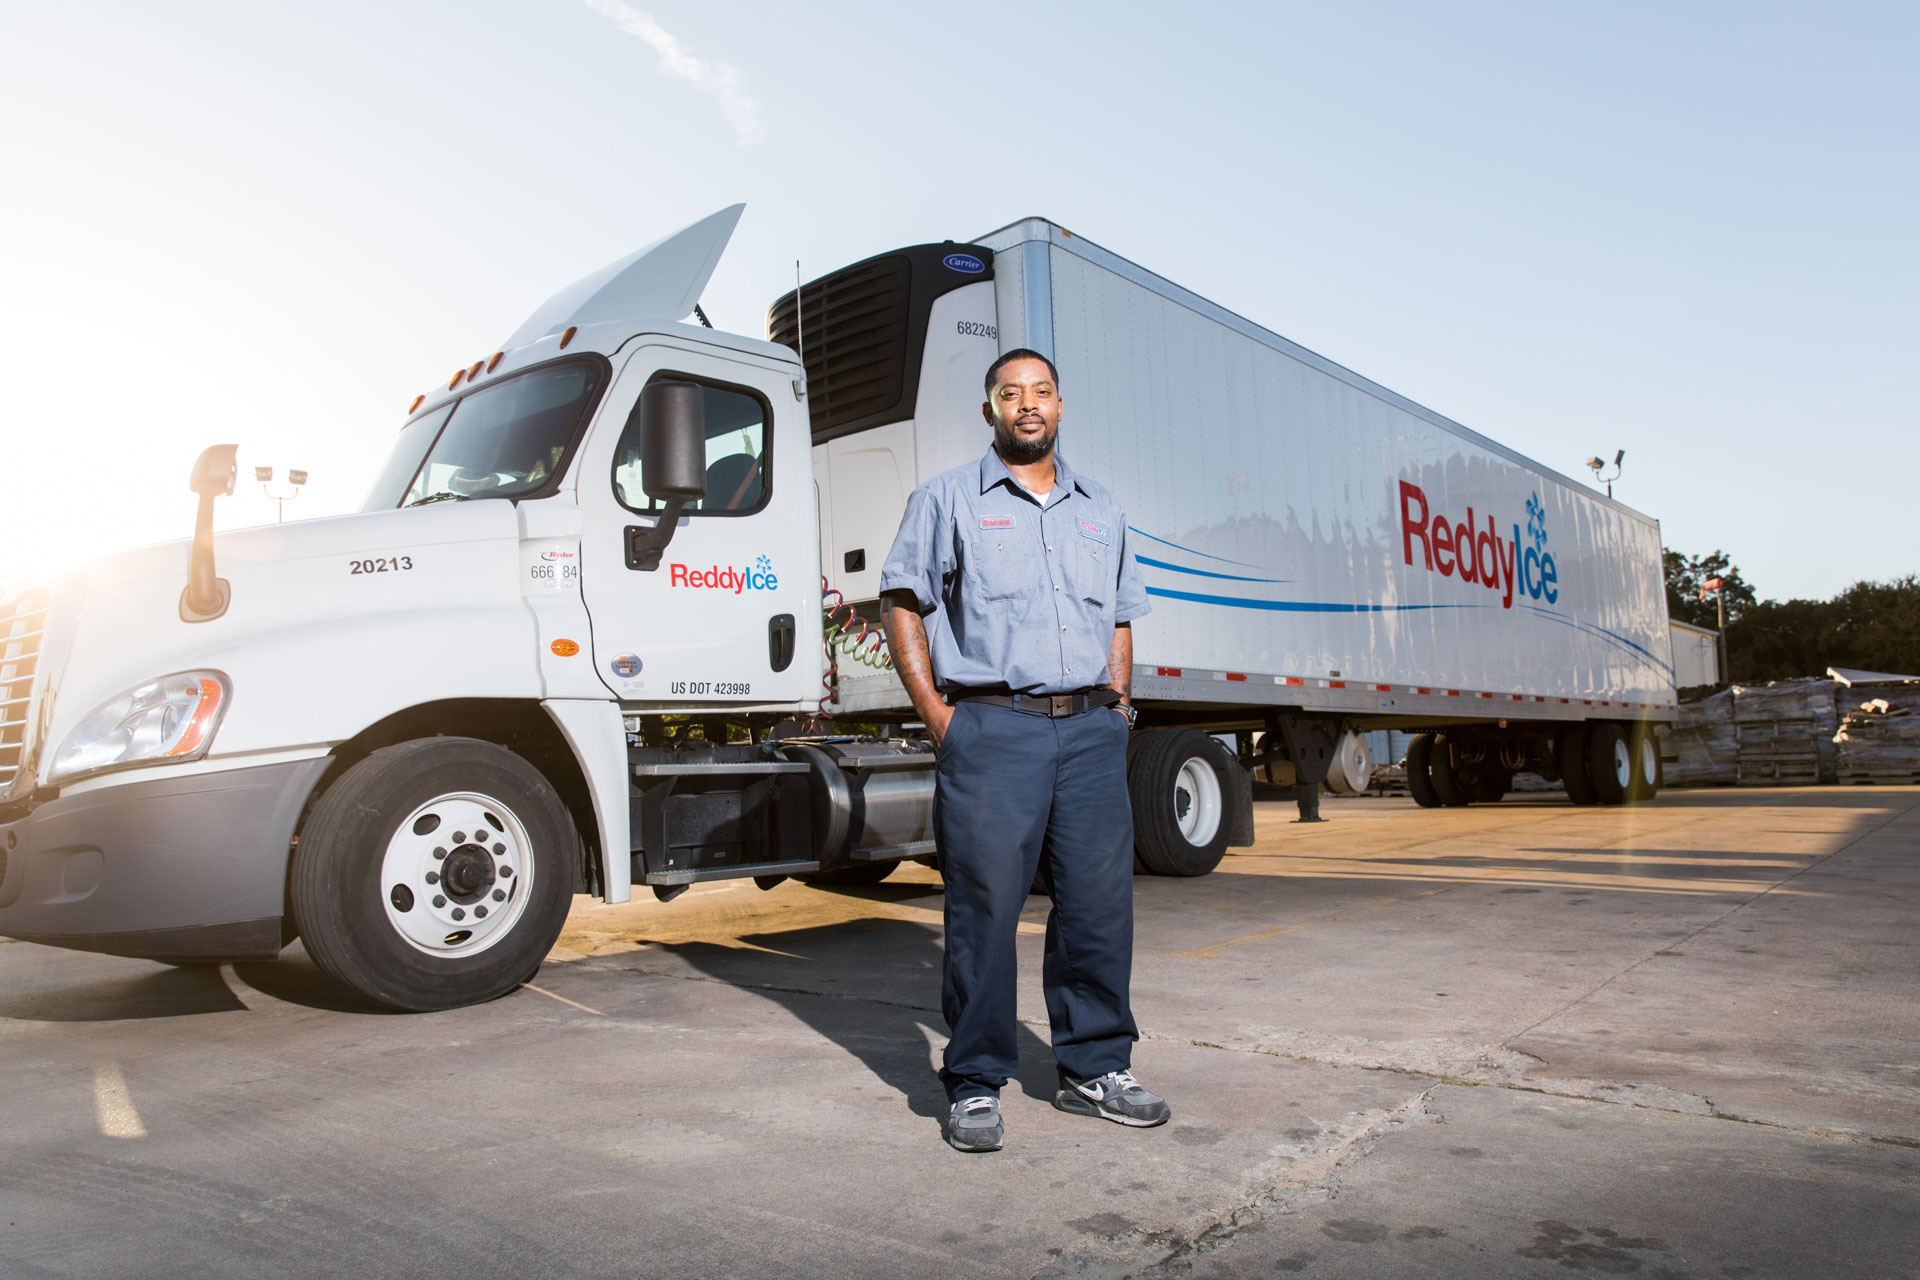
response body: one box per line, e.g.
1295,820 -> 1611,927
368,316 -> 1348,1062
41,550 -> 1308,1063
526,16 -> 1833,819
575,339 -> 818,709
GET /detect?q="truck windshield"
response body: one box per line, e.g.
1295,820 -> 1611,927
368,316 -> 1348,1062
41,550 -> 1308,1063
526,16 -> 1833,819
362,358 -> 608,510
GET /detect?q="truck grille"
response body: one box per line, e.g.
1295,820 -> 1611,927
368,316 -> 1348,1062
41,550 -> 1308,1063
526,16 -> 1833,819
0,589 -> 48,793
768,254 -> 913,442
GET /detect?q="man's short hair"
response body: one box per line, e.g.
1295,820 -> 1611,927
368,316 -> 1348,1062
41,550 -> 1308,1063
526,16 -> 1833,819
984,348 -> 1060,398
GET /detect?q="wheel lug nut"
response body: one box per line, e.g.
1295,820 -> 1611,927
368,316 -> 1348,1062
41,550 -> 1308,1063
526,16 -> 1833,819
493,843 -> 505,855
499,865 -> 513,878
451,907 -> 466,921
432,894 -> 447,909
425,871 -> 439,885
452,831 -> 467,843
474,905 -> 488,918
492,889 -> 505,902
433,847 -> 447,860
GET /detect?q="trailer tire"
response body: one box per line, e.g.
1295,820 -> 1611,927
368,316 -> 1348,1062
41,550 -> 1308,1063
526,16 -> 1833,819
1428,734 -> 1472,807
1476,769 -> 1512,803
1625,725 -> 1661,804
1587,723 -> 1631,805
1558,726 -> 1598,805
290,737 -> 577,1012
1130,729 -> 1231,877
1406,734 -> 1442,808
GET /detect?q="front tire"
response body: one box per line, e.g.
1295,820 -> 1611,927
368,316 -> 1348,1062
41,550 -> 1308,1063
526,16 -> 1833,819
1130,729 -> 1231,876
291,738 -> 577,1012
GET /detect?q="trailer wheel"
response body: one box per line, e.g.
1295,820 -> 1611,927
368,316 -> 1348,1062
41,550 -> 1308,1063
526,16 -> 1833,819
1625,725 -> 1661,804
1475,769 -> 1512,803
1130,729 -> 1230,876
1558,726 -> 1598,805
1406,734 -> 1442,808
290,737 -> 576,1012
1428,734 -> 1472,807
1587,723 -> 1631,805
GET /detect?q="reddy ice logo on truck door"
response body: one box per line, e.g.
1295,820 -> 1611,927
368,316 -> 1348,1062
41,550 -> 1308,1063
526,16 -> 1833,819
668,554 -> 780,593
1398,481 -> 1559,608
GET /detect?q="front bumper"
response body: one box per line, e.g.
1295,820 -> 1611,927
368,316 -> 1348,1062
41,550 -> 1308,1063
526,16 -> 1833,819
0,756 -> 330,962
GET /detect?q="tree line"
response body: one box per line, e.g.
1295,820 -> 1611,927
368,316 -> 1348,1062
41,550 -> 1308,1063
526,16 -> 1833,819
1664,549 -> 1920,685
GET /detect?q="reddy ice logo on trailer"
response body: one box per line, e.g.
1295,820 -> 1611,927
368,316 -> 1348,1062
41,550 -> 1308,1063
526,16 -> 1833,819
669,554 -> 780,593
1397,481 -> 1559,608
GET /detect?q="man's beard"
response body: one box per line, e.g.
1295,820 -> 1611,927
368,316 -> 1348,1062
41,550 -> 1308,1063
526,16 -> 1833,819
995,420 -> 1056,465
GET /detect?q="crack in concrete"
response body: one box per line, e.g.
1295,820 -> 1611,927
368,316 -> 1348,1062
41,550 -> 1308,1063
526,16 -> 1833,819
1030,1088 -> 1441,1279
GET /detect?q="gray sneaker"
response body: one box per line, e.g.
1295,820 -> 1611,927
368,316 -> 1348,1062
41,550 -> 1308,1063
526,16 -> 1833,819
946,1095 -> 1004,1152
1054,1070 -> 1170,1127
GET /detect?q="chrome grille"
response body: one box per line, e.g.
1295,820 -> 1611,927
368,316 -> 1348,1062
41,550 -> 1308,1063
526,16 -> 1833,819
0,589 -> 49,792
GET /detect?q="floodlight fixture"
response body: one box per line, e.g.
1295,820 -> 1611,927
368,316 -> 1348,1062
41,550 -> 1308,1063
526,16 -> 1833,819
255,466 -> 274,482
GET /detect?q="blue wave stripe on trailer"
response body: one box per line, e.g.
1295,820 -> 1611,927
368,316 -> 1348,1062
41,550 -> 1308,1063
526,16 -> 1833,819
1520,605 -> 1674,678
1136,555 -> 1290,584
1127,526 -> 1265,569
1146,587 -> 1482,613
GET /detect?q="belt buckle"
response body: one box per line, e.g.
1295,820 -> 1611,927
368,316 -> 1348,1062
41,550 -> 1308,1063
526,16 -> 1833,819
1050,694 -> 1072,718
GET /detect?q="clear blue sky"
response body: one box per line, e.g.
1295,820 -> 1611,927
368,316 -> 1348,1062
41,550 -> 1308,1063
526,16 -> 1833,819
3,0 -> 1913,601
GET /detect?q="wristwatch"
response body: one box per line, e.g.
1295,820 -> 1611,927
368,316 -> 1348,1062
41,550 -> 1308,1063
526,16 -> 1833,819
1115,702 -> 1139,728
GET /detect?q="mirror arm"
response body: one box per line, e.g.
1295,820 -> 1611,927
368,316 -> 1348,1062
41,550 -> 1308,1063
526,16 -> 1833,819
180,444 -> 238,623
624,499 -> 688,572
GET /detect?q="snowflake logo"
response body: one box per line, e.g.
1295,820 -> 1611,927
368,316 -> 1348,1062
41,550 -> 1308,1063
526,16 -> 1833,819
755,555 -> 772,574
1524,492 -> 1549,553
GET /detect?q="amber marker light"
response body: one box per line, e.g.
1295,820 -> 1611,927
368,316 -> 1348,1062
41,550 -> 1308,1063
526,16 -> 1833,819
559,325 -> 577,349
449,369 -> 465,390
487,351 -> 504,372
164,678 -> 227,757
550,639 -> 580,657
468,359 -> 485,381
409,394 -> 425,414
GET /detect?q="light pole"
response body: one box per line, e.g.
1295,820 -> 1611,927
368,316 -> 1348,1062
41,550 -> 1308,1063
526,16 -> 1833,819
255,466 -> 308,523
1701,577 -> 1729,685
1584,449 -> 1625,498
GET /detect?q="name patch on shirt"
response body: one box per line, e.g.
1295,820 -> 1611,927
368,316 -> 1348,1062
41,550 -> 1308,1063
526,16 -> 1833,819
1077,518 -> 1110,543
979,514 -> 1015,530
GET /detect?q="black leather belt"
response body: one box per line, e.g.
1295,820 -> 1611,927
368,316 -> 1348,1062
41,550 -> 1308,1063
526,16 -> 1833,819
948,688 -> 1120,718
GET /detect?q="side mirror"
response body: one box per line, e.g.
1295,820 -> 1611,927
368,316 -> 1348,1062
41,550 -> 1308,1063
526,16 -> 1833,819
182,444 -> 239,622
626,381 -> 708,572
640,380 -> 708,505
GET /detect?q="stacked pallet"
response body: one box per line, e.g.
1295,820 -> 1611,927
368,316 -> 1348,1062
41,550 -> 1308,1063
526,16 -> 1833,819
1732,680 -> 1837,786
1666,688 -> 1738,786
1835,695 -> 1920,785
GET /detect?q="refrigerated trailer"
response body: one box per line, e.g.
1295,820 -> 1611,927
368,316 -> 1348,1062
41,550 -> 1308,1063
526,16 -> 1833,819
0,206 -> 1674,1011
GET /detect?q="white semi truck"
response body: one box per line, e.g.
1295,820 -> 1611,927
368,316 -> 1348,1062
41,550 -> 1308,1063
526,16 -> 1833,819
0,206 -> 1675,1010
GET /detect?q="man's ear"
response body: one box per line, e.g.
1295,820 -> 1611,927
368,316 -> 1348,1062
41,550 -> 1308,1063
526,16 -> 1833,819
981,400 -> 994,426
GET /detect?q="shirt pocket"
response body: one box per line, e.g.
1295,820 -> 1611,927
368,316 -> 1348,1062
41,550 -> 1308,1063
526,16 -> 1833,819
1070,532 -> 1111,607
964,530 -> 1032,602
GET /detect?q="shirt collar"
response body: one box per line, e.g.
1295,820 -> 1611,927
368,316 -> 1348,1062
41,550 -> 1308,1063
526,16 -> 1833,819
978,445 -> 1087,503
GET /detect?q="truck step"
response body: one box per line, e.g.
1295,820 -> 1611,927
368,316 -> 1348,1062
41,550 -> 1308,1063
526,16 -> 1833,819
640,859 -> 822,886
631,760 -> 810,778
846,840 -> 936,863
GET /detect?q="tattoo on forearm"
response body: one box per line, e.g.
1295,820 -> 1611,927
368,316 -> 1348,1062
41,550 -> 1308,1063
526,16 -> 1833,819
884,595 -> 945,724
1108,624 -> 1133,702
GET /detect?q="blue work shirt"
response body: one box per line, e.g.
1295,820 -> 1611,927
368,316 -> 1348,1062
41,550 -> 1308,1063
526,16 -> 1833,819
879,446 -> 1150,695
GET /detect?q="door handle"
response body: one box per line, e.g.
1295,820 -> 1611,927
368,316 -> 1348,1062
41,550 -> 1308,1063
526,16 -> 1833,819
768,613 -> 795,672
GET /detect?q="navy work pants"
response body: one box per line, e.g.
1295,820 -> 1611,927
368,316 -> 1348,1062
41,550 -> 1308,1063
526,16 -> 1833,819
934,699 -> 1139,1101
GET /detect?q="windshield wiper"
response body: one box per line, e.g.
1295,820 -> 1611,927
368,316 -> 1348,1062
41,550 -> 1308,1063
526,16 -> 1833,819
405,492 -> 472,507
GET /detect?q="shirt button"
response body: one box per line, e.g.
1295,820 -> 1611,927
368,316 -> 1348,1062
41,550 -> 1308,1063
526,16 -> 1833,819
1047,545 -> 1054,551
1060,625 -> 1067,632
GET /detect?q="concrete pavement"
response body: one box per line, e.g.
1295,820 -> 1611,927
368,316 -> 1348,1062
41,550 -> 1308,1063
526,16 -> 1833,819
2,786 -> 1915,1278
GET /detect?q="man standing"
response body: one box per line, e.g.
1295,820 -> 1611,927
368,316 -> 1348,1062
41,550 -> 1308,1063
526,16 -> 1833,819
879,348 -> 1170,1153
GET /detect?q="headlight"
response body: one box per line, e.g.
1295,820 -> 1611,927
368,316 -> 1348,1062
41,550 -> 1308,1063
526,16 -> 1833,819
49,671 -> 230,784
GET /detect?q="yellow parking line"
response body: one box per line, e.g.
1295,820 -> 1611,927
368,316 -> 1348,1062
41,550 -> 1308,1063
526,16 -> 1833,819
520,982 -> 606,1016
